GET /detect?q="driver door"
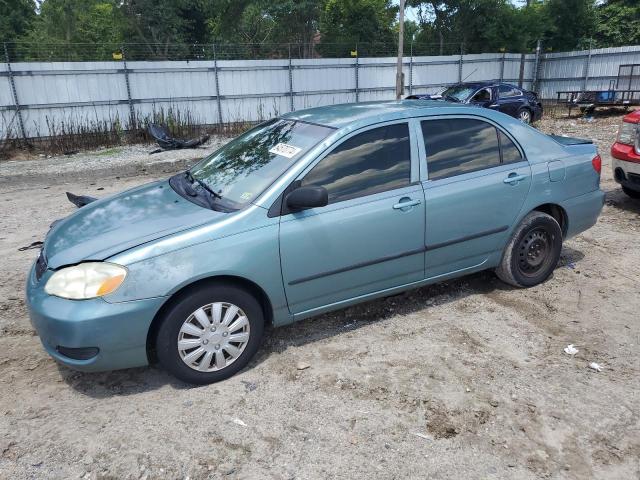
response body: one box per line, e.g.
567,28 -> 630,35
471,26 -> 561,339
278,121 -> 425,316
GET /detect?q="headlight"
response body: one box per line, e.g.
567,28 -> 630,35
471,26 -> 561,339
617,121 -> 637,146
45,262 -> 127,300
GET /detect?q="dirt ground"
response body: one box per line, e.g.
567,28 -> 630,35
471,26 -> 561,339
0,112 -> 639,480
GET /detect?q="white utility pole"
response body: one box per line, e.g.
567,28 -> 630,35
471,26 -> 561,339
396,0 -> 405,99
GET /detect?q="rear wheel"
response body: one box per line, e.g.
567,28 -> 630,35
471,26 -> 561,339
496,211 -> 563,288
155,284 -> 264,384
517,108 -> 532,124
622,186 -> 640,199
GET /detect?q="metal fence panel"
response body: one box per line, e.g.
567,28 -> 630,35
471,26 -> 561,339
2,44 -> 640,140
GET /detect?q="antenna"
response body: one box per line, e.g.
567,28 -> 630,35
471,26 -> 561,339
461,68 -> 478,83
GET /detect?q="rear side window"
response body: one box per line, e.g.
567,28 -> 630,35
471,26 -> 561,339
499,131 -> 523,164
302,123 -> 411,203
499,85 -> 521,98
422,119 -> 501,180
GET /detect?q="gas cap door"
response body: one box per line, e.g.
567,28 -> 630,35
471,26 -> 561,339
548,160 -> 566,182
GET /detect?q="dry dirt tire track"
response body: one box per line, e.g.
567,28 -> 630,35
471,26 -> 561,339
1,117 -> 639,479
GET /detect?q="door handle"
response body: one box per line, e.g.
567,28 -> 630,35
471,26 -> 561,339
503,173 -> 528,185
393,198 -> 421,210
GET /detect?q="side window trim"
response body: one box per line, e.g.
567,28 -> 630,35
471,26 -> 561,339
416,114 -> 528,183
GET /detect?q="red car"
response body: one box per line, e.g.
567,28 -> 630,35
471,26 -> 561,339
612,110 -> 640,198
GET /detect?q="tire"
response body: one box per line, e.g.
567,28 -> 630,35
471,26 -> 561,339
155,284 -> 264,384
517,108 -> 532,124
622,186 -> 640,199
496,211 -> 563,288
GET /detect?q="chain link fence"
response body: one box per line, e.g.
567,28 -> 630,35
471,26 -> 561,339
2,41 -> 533,63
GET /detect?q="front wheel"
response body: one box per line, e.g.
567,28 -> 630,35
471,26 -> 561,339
155,284 -> 264,384
622,186 -> 640,199
496,211 -> 563,288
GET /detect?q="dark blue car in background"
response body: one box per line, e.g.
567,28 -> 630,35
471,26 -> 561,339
408,81 -> 544,124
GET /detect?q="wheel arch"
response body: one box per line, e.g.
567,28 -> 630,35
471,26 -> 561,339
145,275 -> 274,364
531,203 -> 568,238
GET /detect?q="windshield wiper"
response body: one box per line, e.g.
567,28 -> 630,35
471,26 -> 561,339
185,170 -> 223,200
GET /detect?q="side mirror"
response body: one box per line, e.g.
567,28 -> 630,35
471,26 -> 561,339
285,186 -> 328,211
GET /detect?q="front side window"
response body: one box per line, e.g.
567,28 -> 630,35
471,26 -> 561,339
301,123 -> 411,204
422,118 -> 501,180
189,119 -> 333,210
471,88 -> 492,102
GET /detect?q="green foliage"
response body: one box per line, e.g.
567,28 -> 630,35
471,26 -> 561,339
543,0 -> 597,52
0,0 -> 635,59
319,0 -> 397,56
0,0 -> 36,41
19,0 -> 124,60
595,0 -> 640,47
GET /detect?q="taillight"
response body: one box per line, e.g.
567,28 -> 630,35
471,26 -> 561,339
592,154 -> 601,174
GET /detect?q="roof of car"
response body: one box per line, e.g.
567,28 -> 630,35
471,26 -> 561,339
282,100 -> 469,128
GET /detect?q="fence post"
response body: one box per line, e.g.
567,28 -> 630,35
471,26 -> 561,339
288,44 -> 294,112
354,43 -> 359,102
499,51 -> 505,82
3,42 -> 28,144
518,51 -> 526,88
582,39 -> 593,91
121,46 -> 136,130
409,41 -> 413,95
212,44 -> 223,126
532,39 -> 542,92
458,43 -> 464,82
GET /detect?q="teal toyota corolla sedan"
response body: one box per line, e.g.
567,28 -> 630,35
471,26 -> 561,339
26,100 -> 604,384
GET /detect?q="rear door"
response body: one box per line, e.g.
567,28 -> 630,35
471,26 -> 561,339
279,121 -> 426,315
497,85 -> 526,117
418,116 -> 531,278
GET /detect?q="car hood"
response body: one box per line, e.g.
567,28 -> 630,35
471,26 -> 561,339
43,180 -> 222,269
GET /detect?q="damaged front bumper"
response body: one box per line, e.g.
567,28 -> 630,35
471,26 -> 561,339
26,262 -> 165,372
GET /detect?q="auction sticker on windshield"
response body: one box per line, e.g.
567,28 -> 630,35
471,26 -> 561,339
269,143 -> 302,158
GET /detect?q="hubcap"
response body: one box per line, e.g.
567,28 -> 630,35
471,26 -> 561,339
177,302 -> 250,372
517,228 -> 552,277
519,110 -> 531,123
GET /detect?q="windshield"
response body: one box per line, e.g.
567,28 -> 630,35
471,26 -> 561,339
441,85 -> 477,102
189,119 -> 334,210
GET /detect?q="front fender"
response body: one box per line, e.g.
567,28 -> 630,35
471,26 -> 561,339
104,222 -> 291,326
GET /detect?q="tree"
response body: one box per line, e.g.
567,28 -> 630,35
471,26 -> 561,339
319,0 -> 397,56
595,0 -> 640,47
0,0 -> 36,41
543,0 -> 598,52
121,0 -> 201,57
19,0 -> 124,60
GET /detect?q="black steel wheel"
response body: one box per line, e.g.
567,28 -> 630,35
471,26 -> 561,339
496,211 -> 563,288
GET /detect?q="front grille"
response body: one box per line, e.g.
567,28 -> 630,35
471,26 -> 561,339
628,173 -> 640,185
35,250 -> 47,281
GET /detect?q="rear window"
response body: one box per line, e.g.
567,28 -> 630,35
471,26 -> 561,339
421,118 -> 501,180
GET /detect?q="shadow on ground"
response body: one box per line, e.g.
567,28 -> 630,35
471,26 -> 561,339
64,245 -> 585,398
